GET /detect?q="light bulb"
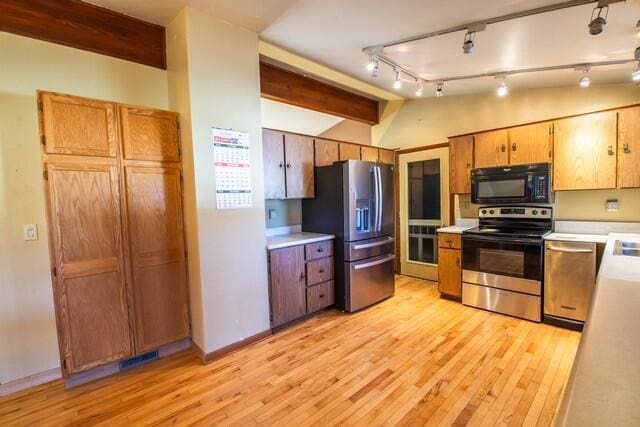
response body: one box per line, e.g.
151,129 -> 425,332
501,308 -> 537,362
579,75 -> 591,88
365,56 -> 375,72
497,79 -> 508,97
393,71 -> 402,90
415,83 -> 423,97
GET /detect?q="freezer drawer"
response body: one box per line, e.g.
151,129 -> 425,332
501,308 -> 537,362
462,282 -> 541,322
345,253 -> 395,312
544,241 -> 596,322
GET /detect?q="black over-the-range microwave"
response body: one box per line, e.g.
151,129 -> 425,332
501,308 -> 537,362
471,163 -> 553,205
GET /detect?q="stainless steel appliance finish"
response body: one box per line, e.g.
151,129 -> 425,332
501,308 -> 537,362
462,205 -> 552,322
302,160 -> 395,312
544,241 -> 596,323
471,163 -> 552,205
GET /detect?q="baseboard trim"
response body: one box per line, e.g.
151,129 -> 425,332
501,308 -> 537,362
195,330 -> 273,364
0,367 -> 62,397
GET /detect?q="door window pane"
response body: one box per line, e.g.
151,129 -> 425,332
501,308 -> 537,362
407,159 -> 441,264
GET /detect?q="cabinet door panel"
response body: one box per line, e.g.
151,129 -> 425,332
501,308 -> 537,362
269,246 -> 306,327
361,146 -> 378,162
307,281 -> 335,313
378,149 -> 395,165
46,162 -> 131,375
438,248 -> 461,298
120,107 -> 180,161
125,166 -> 189,353
474,130 -> 508,168
553,112 -> 617,190
40,92 -> 118,157
285,133 -> 314,198
449,135 -> 474,194
339,143 -> 361,161
618,107 -> 640,188
262,129 -> 286,199
315,138 -> 339,167
508,122 -> 552,165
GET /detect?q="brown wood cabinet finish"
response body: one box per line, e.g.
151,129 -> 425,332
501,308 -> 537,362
361,146 -> 379,162
449,135 -> 474,194
44,160 -> 132,375
378,149 -> 395,165
438,247 -> 462,298
553,111 -> 617,191
340,143 -> 361,161
438,233 -> 462,250
474,129 -> 509,168
306,281 -> 335,313
617,107 -> 640,188
305,240 -> 333,261
262,129 -> 286,199
269,246 -> 307,328
120,107 -> 180,162
284,133 -> 315,198
507,122 -> 553,166
40,92 -> 118,157
314,138 -> 339,167
124,166 -> 189,353
306,257 -> 334,286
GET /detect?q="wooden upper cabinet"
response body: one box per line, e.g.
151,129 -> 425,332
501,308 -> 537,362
507,122 -> 553,166
284,133 -> 315,198
617,107 -> 640,188
120,107 -> 180,162
449,135 -> 474,194
45,161 -> 132,375
262,129 -> 286,199
39,92 -> 118,157
553,111 -> 617,191
124,166 -> 189,353
378,149 -> 395,165
314,138 -> 339,167
473,129 -> 509,168
339,142 -> 361,161
361,145 -> 378,162
269,246 -> 307,327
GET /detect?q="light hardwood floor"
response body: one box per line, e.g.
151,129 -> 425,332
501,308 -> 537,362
0,276 -> 580,426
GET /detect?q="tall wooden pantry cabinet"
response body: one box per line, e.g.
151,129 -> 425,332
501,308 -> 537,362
38,91 -> 190,376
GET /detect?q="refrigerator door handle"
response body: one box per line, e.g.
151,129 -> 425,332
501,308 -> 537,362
353,254 -> 396,270
374,166 -> 382,232
377,166 -> 383,232
353,237 -> 395,250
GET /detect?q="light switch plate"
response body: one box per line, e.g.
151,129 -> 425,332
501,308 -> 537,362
24,224 -> 38,241
268,209 -> 277,220
606,199 -> 619,212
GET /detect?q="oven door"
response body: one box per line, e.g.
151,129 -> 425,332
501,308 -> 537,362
471,173 -> 533,204
462,235 -> 543,294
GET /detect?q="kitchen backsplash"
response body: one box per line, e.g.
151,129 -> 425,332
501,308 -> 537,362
265,199 -> 302,228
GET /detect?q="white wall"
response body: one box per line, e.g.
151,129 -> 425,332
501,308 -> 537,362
0,32 -> 169,384
166,7 -> 271,353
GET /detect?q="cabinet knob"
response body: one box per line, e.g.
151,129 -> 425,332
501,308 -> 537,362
512,143 -> 517,151
279,162 -> 284,168
465,162 -> 471,169
624,143 -> 631,154
300,272 -> 305,280
608,145 -> 614,156
318,269 -> 325,274
501,144 -> 506,152
317,247 -> 324,253
456,258 -> 460,268
319,294 -> 325,298
286,162 -> 292,168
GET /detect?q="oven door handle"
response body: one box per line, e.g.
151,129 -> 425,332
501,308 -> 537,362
546,246 -> 594,253
462,235 -> 542,246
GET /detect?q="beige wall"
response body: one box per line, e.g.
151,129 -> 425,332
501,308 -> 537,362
167,7 -> 270,353
380,84 -> 640,222
318,119 -> 372,145
0,32 -> 169,384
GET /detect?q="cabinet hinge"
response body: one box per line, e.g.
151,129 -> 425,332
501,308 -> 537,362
52,267 -> 57,278
184,249 -> 188,258
62,358 -> 67,370
41,135 -> 46,146
38,101 -> 43,112
43,170 -> 48,180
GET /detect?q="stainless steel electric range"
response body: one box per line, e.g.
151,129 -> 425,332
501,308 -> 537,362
461,206 -> 553,322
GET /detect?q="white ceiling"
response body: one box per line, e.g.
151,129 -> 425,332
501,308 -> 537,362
88,0 -> 640,98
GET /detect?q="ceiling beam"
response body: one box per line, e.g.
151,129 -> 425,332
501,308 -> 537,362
0,0 -> 166,69
260,62 -> 380,125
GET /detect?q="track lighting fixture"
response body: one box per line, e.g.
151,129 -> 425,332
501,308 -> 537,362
575,66 -> 591,88
462,31 -> 475,54
436,82 -> 444,97
415,82 -> 423,97
366,55 -> 379,77
632,63 -> 640,81
588,1 -> 610,36
636,20 -> 640,37
496,77 -> 508,97
393,70 -> 402,90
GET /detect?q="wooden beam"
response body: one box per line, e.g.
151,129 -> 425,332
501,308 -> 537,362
0,0 -> 166,69
260,62 -> 380,125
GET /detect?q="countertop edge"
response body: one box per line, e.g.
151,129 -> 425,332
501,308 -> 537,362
266,234 -> 335,250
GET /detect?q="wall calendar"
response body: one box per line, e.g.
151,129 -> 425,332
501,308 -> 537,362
212,127 -> 252,210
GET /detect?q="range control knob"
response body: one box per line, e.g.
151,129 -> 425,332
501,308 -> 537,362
489,209 -> 495,214
482,209 -> 487,214
532,210 -> 538,215
541,210 -> 548,215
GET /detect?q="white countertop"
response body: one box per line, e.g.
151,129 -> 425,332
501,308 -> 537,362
266,232 -> 334,250
557,233 -> 640,426
544,232 -> 609,244
436,225 -> 474,234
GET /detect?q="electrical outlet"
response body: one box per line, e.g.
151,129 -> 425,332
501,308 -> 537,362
460,201 -> 470,209
23,224 -> 38,241
606,199 -> 619,212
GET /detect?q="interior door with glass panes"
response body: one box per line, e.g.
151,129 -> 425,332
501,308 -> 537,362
399,148 -> 450,281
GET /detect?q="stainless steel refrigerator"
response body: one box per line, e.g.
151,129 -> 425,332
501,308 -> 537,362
302,160 -> 395,312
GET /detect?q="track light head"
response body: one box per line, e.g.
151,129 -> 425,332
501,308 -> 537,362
462,31 -> 475,54
366,56 -> 379,77
579,75 -> 591,88
636,20 -> 640,37
496,77 -> 508,97
632,63 -> 640,81
393,70 -> 402,90
635,46 -> 640,62
436,83 -> 444,97
588,4 -> 608,35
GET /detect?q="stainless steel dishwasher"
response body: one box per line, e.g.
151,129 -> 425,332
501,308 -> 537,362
544,240 -> 596,328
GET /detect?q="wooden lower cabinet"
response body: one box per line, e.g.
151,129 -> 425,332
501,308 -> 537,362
268,239 -> 335,328
437,233 -> 462,299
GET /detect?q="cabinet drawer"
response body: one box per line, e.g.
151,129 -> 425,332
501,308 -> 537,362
438,233 -> 461,249
306,257 -> 334,286
307,281 -> 335,313
305,240 -> 333,260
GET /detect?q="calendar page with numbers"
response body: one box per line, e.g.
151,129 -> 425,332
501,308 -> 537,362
212,128 -> 252,210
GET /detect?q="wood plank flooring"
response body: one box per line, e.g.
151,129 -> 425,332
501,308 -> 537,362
0,276 -> 580,426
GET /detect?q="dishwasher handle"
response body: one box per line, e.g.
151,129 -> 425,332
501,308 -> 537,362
546,246 -> 594,253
